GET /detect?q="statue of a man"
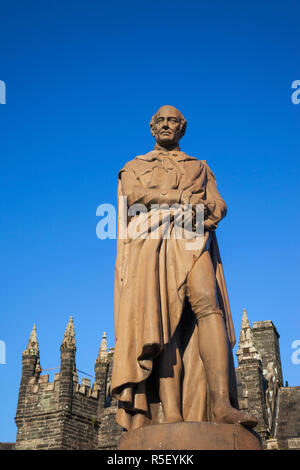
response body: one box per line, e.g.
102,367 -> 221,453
111,105 -> 257,431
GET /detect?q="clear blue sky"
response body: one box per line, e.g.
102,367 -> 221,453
0,0 -> 299,442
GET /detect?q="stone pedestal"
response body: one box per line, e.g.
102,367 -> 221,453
118,422 -> 263,450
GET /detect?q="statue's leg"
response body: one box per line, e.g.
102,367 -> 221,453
186,250 -> 258,428
157,333 -> 183,423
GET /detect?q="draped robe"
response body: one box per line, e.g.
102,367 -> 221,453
111,149 -> 237,430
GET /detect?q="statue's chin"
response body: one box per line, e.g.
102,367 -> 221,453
156,137 -> 179,148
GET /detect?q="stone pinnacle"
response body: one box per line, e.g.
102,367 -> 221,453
236,308 -> 262,363
23,324 -> 39,356
96,331 -> 108,363
61,316 -> 76,351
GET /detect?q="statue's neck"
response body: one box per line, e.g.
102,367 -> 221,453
154,142 -> 181,152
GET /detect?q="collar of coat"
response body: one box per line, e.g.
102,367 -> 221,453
136,149 -> 199,163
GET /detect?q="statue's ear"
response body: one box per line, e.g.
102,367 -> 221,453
180,121 -> 187,137
150,124 -> 156,138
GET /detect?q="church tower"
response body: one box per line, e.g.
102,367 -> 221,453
236,309 -> 269,441
14,319 -> 122,450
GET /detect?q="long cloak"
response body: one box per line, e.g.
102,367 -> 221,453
111,150 -> 237,430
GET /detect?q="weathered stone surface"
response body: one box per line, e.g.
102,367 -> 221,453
14,322 -> 122,450
275,386 -> 300,450
252,320 -> 283,387
118,422 -> 263,450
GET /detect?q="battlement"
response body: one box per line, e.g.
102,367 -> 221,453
24,373 -> 101,398
15,319 -> 122,450
75,378 -> 99,398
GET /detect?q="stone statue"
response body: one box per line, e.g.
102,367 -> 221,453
111,105 -> 257,432
265,362 -> 280,432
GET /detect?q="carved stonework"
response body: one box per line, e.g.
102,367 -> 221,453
60,316 -> 76,351
95,331 -> 108,364
236,309 -> 262,364
23,324 -> 39,356
264,362 -> 280,433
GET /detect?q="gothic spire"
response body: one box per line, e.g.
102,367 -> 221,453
241,307 -> 251,330
236,308 -> 262,363
60,316 -> 76,351
23,324 -> 39,356
95,331 -> 108,363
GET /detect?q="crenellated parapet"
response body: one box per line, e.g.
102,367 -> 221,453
15,318 -> 122,450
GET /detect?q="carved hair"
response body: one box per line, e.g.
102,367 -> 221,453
149,108 -> 187,138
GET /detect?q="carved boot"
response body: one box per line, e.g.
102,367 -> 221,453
197,312 -> 258,429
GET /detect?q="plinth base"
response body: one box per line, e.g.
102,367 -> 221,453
118,422 -> 263,450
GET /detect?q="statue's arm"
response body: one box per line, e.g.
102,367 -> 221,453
189,163 -> 227,231
120,168 -> 184,207
204,165 -> 227,230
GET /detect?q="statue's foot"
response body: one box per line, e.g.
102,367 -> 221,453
213,404 -> 258,429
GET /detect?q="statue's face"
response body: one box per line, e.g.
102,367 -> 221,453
151,106 -> 184,147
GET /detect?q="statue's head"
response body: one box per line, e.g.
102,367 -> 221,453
150,105 -> 187,148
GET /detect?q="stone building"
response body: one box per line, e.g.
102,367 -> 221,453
236,309 -> 300,450
1,310 -> 299,450
13,317 -> 122,450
